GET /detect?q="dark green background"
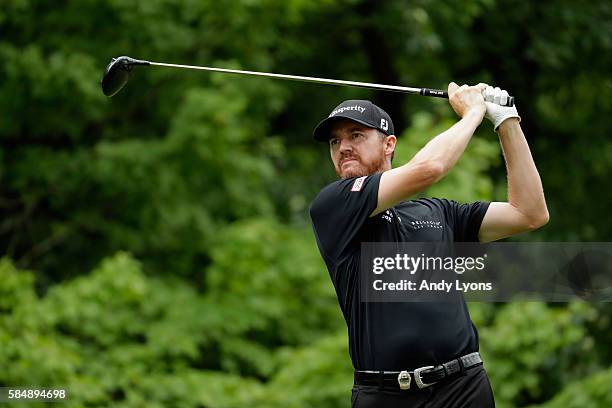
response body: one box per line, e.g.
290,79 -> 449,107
1,1 -> 611,407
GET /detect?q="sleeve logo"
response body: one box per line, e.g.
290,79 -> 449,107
351,176 -> 367,192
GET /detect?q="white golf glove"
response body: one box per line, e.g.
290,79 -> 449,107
484,86 -> 520,131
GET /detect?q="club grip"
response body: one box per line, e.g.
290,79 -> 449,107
420,88 -> 448,99
420,88 -> 515,107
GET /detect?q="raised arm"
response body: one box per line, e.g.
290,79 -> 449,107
478,87 -> 549,242
373,82 -> 486,215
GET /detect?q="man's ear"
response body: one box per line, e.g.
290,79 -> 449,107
385,135 -> 397,155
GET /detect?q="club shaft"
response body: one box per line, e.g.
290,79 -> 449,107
149,61 -> 425,95
107,56 -> 514,106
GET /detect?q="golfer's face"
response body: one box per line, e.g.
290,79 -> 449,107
329,120 -> 386,179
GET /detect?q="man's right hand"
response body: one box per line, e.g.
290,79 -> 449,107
448,82 -> 487,120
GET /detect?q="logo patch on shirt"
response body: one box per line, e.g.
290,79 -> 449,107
351,176 -> 367,192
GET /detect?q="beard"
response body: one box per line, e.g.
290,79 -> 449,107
335,153 -> 387,179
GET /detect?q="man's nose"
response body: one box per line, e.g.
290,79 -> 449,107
339,138 -> 353,152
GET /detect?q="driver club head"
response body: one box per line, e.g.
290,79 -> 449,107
101,56 -> 150,97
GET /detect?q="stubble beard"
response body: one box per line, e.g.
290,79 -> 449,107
336,153 -> 388,179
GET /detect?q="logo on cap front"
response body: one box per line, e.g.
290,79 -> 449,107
329,105 -> 366,117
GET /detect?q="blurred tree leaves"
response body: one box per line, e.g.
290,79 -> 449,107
3,0 -> 611,276
2,255 -> 610,407
531,367 -> 612,408
1,0 -> 611,407
480,302 -> 599,407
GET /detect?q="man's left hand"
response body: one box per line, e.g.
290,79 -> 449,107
484,86 -> 521,131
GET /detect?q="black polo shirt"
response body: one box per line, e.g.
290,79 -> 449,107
309,172 -> 490,370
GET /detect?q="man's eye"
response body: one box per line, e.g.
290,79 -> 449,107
352,133 -> 363,139
330,139 -> 339,146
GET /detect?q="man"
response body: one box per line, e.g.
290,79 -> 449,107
309,82 -> 549,407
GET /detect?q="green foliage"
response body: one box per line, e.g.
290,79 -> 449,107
0,258 -> 36,313
0,258 -> 81,391
262,331 -> 353,408
206,219 -> 342,347
1,0 -> 611,406
531,367 -> 612,408
0,240 -> 342,406
480,302 -> 600,407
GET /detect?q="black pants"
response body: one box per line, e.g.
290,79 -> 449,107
351,365 -> 495,408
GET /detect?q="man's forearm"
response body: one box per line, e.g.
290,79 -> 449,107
409,109 -> 483,178
498,119 -> 549,223
374,83 -> 486,215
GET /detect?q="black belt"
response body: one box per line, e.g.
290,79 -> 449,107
354,352 -> 482,390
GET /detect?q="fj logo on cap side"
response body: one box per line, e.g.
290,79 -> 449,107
351,176 -> 367,192
380,118 -> 389,131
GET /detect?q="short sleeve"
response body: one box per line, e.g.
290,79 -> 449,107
434,198 -> 490,242
309,173 -> 382,265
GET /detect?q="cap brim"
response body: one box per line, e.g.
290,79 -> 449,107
312,115 -> 378,142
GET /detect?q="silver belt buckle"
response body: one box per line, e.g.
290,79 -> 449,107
397,370 -> 411,390
414,365 -> 435,388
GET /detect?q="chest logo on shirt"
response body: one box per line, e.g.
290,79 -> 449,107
410,219 -> 443,230
351,176 -> 367,192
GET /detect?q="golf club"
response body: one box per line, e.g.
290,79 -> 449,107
101,56 -> 515,107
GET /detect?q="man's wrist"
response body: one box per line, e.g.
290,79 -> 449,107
497,117 -> 520,133
466,105 -> 485,117
463,107 -> 486,124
